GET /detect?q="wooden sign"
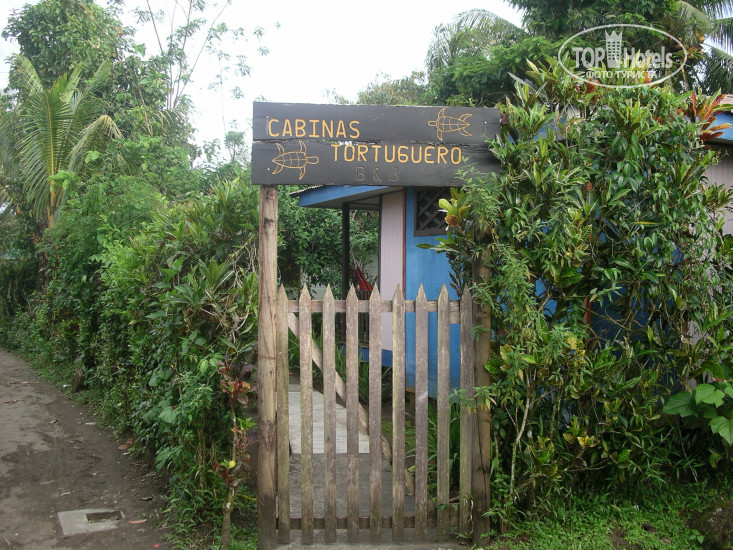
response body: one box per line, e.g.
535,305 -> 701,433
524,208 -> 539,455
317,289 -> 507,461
252,102 -> 500,187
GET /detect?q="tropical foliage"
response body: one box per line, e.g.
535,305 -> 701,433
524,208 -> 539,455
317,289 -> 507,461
358,1 -> 733,108
432,60 -> 733,527
0,1 -> 272,545
1,55 -> 121,230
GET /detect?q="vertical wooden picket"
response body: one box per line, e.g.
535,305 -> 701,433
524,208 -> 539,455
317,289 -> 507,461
459,287 -> 475,536
436,285 -> 450,540
322,286 -> 337,543
299,287 -> 313,544
414,285 -> 429,542
270,282 -> 479,545
345,287 -> 360,542
276,286 -> 290,544
391,286 -> 405,542
368,287 -> 383,542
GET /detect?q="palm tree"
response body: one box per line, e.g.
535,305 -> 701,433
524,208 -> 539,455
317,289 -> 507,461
0,55 -> 121,231
425,4 -> 733,95
674,1 -> 733,92
425,9 -> 524,73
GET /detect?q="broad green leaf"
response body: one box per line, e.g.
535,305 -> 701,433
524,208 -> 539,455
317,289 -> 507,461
709,417 -> 733,445
159,407 -> 177,424
663,392 -> 696,417
694,384 -> 717,405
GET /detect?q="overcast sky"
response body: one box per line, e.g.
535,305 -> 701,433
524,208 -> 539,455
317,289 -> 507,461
0,1 -> 523,148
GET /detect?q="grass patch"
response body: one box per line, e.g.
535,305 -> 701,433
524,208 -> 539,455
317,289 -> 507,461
484,477 -> 731,550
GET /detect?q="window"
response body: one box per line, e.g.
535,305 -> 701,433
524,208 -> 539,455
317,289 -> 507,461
414,188 -> 450,236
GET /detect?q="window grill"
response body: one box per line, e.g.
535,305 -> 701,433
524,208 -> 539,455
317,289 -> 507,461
414,188 -> 451,236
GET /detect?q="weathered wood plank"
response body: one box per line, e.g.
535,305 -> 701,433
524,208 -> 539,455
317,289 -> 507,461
256,186 -> 278,550
345,287 -> 360,542
252,102 -> 501,146
322,286 -> 337,543
286,310 -> 420,502
459,287 -> 475,537
288,299 -> 461,323
287,312 -> 369,433
283,507 -> 453,531
414,285 -> 429,542
276,285 -> 290,544
299,286 -> 314,545
252,140 -> 499,187
437,285 -> 450,541
368,287 -> 383,543
391,286 -> 405,542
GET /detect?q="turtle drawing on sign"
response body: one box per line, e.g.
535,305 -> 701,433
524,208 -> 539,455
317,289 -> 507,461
272,140 -> 319,180
428,108 -> 472,141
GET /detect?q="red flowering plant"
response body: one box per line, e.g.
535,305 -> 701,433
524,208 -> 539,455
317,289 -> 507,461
214,357 -> 256,549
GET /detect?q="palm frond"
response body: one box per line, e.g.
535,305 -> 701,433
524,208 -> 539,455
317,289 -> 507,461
701,47 -> 733,93
85,61 -> 113,95
61,64 -> 84,103
425,9 -> 523,72
692,0 -> 733,20
67,114 -> 122,175
10,55 -> 44,97
709,16 -> 733,55
677,1 -> 713,25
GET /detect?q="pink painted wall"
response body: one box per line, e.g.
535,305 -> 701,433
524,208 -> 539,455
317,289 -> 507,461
379,191 -> 404,350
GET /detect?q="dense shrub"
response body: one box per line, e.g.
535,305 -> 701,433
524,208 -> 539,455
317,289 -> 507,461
435,60 -> 733,527
0,175 -> 260,525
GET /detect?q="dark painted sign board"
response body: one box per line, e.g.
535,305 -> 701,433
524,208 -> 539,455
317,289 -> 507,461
251,102 -> 500,187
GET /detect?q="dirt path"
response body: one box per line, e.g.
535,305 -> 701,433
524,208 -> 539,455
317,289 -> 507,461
0,348 -> 172,549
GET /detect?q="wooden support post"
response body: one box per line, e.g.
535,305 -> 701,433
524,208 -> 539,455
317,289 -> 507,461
257,185 -> 278,550
472,247 -> 492,545
342,203 -> 350,299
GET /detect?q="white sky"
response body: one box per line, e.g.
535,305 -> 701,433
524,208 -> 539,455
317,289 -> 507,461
0,1 -> 523,149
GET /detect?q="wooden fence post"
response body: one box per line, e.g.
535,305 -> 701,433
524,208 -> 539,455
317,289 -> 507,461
391,286 -> 405,543
459,288 -> 474,536
368,286 -> 383,543
345,287 -> 360,542
299,286 -> 314,544
414,285 -> 429,542
257,185 -> 278,550
472,249 -> 492,545
436,285 -> 450,540
323,286 -> 337,543
276,285 -> 290,544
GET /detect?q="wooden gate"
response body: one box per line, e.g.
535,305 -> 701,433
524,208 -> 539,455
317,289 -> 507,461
272,282 -> 475,545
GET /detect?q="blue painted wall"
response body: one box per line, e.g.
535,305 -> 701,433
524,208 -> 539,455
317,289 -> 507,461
403,188 -> 462,397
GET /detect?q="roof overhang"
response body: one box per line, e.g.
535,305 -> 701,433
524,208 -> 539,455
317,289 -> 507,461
293,185 -> 391,210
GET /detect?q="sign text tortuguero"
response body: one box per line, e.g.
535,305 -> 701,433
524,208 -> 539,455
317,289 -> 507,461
251,102 -> 500,187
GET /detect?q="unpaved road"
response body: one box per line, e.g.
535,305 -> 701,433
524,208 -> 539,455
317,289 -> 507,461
0,348 -> 171,549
